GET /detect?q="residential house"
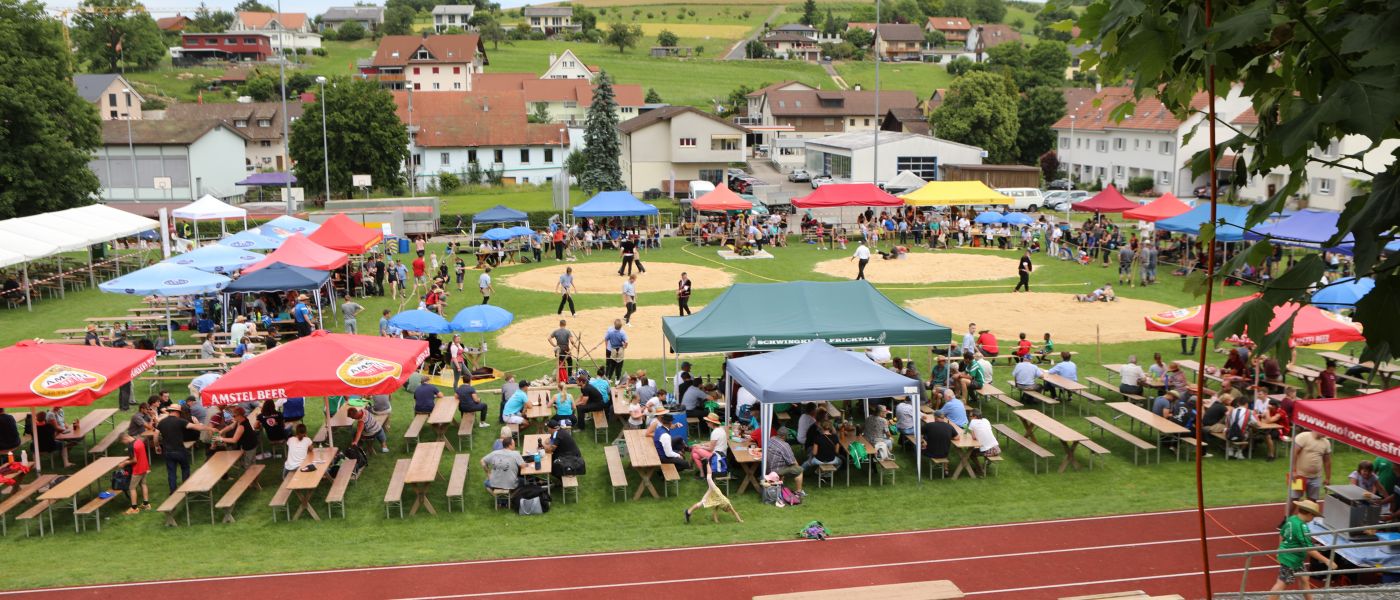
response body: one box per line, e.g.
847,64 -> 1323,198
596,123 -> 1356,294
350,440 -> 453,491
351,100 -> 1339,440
874,24 -> 925,61
880,107 -> 930,136
618,106 -> 748,194
925,16 -> 971,45
156,15 -> 190,32
1228,108 -> 1398,211
540,49 -> 597,80
475,73 -> 644,126
162,101 -> 303,172
968,24 -> 1020,60
803,131 -> 984,184
741,81 -> 815,125
755,89 -> 919,139
1051,86 -> 1252,197
524,7 -> 580,35
771,23 -> 840,44
761,31 -> 821,61
361,33 -> 487,91
320,7 -> 384,32
432,5 -> 475,32
174,32 -> 273,66
395,90 -> 569,187
922,88 -> 947,117
73,74 -> 143,121
231,11 -> 321,51
91,120 -> 248,202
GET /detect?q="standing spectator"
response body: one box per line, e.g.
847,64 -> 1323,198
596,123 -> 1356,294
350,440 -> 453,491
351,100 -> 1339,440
155,406 -> 203,492
850,241 -> 871,280
448,334 -> 467,387
604,319 -> 628,381
1015,250 -> 1033,292
291,294 -> 313,337
411,251 -> 426,291
1269,499 -> 1334,599
341,298 -> 364,334
394,259 -> 408,299
549,320 -> 574,370
552,228 -> 566,260
960,323 -> 978,355
556,267 -> 576,316
677,272 -> 692,316
119,433 -> 151,514
478,267 -> 493,305
621,275 -> 638,325
1318,360 -> 1338,398
1290,428 -> 1332,509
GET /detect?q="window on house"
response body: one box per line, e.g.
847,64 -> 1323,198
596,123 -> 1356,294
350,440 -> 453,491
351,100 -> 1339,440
493,149 -> 504,163
453,82 -> 462,90
413,67 -> 420,75
520,149 -> 530,163
563,101 -> 577,109
1114,165 -> 1124,177
467,149 -> 477,163
1096,140 -> 1107,152
413,83 -> 421,90
260,141 -> 271,147
1159,171 -> 1170,185
678,138 -> 697,147
1160,141 -> 1173,154
245,37 -> 256,44
1321,140 -> 1339,157
1113,138 -> 1125,151
896,156 -> 939,180
711,135 -> 741,151
544,148 -> 554,162
1316,178 -> 1335,195
432,67 -> 439,74
440,152 -> 450,166
1134,139 -> 1140,150
257,119 -> 270,127
108,93 -> 117,106
234,119 -> 248,127
415,50 -> 430,59
849,119 -> 856,126
698,169 -> 723,183
110,110 -> 118,119
620,107 -> 633,113
226,37 -> 236,44
1059,137 -> 1069,148
824,118 -> 835,126
432,83 -> 440,90
453,66 -> 460,74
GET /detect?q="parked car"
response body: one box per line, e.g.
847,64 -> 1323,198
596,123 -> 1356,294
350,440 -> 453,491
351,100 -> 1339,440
787,169 -> 811,182
1041,190 -> 1091,211
995,187 -> 1047,211
727,168 -> 748,180
1047,178 -> 1073,191
811,175 -> 834,189
728,177 -> 750,193
1194,180 -> 1232,198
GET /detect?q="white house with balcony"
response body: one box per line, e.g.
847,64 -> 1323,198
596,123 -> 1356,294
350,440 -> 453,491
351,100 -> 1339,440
395,90 -> 572,187
1227,109 -> 1398,211
618,106 -> 748,195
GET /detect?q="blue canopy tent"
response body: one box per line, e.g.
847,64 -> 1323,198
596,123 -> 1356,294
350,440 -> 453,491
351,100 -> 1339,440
99,262 -> 231,343
471,205 -> 529,239
480,228 -> 515,242
163,244 -> 263,274
507,226 -> 535,237
219,229 -> 284,250
449,305 -> 513,367
259,215 -> 320,239
1311,277 -> 1375,312
725,341 -> 925,479
1155,203 -> 1250,242
1245,209 -> 1353,252
1003,213 -> 1035,226
572,191 -> 659,218
974,211 -> 1006,225
220,262 -> 333,330
389,309 -> 453,334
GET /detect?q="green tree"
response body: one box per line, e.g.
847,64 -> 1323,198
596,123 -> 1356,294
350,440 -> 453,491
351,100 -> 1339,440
889,0 -> 925,25
986,40 -> 1069,90
946,55 -> 973,75
972,0 -> 1005,23
800,0 -> 818,26
188,2 -> 234,32
1015,87 -> 1065,164
930,71 -> 1019,163
71,0 -> 165,72
0,0 -> 102,218
579,71 -> 623,192
924,29 -> 946,48
241,73 -> 277,101
604,21 -> 641,53
1033,2 -> 1075,41
574,5 -> 597,31
381,4 -> 414,35
843,26 -> 873,51
644,88 -> 662,103
656,29 -> 678,47
335,20 -> 366,41
477,18 -> 507,49
721,83 -> 757,117
1079,0 -> 1400,360
941,0 -> 972,18
527,102 -> 551,123
821,9 -> 843,36
234,0 -> 272,11
289,76 -> 408,198
744,39 -> 772,58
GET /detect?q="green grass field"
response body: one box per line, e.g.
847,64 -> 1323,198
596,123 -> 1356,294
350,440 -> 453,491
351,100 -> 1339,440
834,60 -> 953,95
0,223 -> 1369,591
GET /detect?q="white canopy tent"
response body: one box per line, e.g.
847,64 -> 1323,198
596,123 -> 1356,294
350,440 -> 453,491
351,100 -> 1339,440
0,221 -> 91,300
51,204 -> 161,240
0,205 -> 160,310
0,235 -> 59,311
172,195 -> 249,239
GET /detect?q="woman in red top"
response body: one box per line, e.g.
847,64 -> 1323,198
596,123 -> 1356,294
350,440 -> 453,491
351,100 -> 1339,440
977,330 -> 999,358
121,432 -> 151,514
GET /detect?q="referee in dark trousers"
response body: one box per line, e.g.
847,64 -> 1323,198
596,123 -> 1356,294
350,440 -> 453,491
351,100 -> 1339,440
1015,249 -> 1033,292
677,272 -> 692,316
851,241 -> 871,280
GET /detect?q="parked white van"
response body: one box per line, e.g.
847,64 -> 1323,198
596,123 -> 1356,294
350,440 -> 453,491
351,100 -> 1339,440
995,187 -> 1047,211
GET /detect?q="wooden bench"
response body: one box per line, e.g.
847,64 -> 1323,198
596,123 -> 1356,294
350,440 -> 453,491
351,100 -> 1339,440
816,462 -> 839,487
269,476 -> 294,522
922,457 -> 949,479
561,475 -> 579,504
456,412 -> 476,449
659,463 -> 680,497
212,464 -> 265,524
404,414 -> 429,452
603,445 -> 628,502
1084,376 -> 1117,395
980,383 -> 1017,419
991,423 -> 1054,474
75,490 -> 123,532
16,499 -> 54,537
324,459 -> 355,519
1073,390 -> 1106,415
312,425 -> 331,446
446,453 -> 470,512
157,491 -> 188,527
1078,438 -> 1111,469
875,458 -> 899,485
1085,416 -> 1155,465
1021,389 -> 1060,416
384,458 -> 410,518
0,473 -> 55,537
1210,429 -> 1252,459
88,427 -> 125,457
589,410 -> 608,443
1121,391 -> 1148,406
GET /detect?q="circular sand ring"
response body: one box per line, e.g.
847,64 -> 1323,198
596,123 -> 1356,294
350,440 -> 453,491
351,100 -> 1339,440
496,305 -> 704,360
503,261 -> 733,295
813,252 -> 1020,284
906,292 -> 1177,345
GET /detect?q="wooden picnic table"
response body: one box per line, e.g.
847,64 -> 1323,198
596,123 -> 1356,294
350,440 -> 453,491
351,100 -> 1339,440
1042,373 -> 1086,393
1107,402 -> 1189,463
726,438 -> 762,494
1317,351 -> 1363,367
621,429 -> 662,500
428,398 -> 457,451
1288,364 -> 1321,397
170,450 -> 243,525
946,423 -> 982,480
37,456 -> 126,533
156,357 -> 240,368
1013,409 -> 1089,473
610,388 -> 631,416
57,408 -> 119,446
404,441 -> 445,516
753,579 -> 965,600
519,433 -> 552,489
286,446 -> 335,521
85,314 -> 164,324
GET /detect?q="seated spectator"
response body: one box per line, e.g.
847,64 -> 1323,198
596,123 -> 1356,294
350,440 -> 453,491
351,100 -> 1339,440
976,330 -> 999,358
282,424 -> 312,478
1152,390 -> 1179,419
690,413 -> 729,476
681,382 -> 713,421
551,382 -> 576,428
634,371 -> 657,404
894,397 -> 918,439
455,383 -> 490,427
1014,332 -> 1033,359
764,425 -> 803,496
256,399 -> 289,459
927,355 -> 950,389
936,394 -> 969,429
1119,356 -> 1147,396
491,426 -> 513,451
414,383 -> 441,415
651,414 -> 691,471
481,437 -> 526,492
1038,351 -> 1079,401
1350,461 -> 1387,499
216,406 -> 260,469
575,374 -> 610,418
502,382 -> 528,425
1011,355 -> 1040,393
281,397 -> 306,423
0,408 -> 19,454
26,411 -> 70,468
1202,396 -> 1228,437
966,408 -> 1000,476
543,419 -> 583,479
864,405 -> 894,460
802,419 -> 843,472
920,412 -> 957,461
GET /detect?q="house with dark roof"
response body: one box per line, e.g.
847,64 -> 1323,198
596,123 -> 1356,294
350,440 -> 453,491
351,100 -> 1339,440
320,6 -> 384,32
91,120 -> 249,202
394,91 -> 569,186
523,6 -> 580,35
880,107 -> 930,136
874,23 -> 925,60
760,30 -> 821,61
361,33 -> 487,91
73,74 -> 143,121
756,89 -> 919,138
163,101 -> 303,171
968,24 -> 1020,59
618,106 -> 748,194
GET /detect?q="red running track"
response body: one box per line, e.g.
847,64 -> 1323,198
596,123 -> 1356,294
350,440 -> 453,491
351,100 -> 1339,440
8,503 -> 1287,600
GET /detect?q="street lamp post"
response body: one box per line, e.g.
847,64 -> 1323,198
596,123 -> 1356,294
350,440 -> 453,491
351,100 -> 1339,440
277,0 -> 293,214
122,88 -> 137,201
317,76 -> 330,203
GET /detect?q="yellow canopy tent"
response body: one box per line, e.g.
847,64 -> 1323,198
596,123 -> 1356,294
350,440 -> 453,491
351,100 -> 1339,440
900,180 -> 1012,206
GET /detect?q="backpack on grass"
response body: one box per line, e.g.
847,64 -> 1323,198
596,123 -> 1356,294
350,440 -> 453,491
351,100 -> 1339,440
780,487 -> 802,506
799,520 -> 830,540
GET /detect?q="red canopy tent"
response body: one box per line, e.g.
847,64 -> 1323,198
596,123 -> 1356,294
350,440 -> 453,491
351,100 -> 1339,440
0,341 -> 157,473
1144,293 -> 1365,346
241,234 -> 349,273
1295,390 -> 1400,463
792,183 -> 904,208
1070,185 -> 1140,213
1122,193 -> 1192,222
691,187 -> 752,212
199,330 -> 428,406
307,213 -> 383,255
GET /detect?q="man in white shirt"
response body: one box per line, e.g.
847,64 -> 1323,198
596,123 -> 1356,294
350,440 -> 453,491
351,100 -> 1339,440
795,405 -> 818,446
229,315 -> 249,346
961,323 -> 978,355
965,408 -> 1000,476
1119,355 -> 1147,396
975,352 -> 994,383
478,267 -> 493,305
850,242 -> 871,280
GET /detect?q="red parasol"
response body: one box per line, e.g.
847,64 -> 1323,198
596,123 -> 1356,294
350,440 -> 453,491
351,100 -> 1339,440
1070,184 -> 1140,213
1144,293 -> 1365,347
792,183 -> 904,208
0,340 -> 156,408
199,330 -> 428,406
1122,192 -> 1192,222
307,213 -> 383,255
691,187 -> 753,212
241,234 -> 349,273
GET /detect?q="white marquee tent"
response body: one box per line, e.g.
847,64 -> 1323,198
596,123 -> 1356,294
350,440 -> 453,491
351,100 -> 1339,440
172,195 -> 248,238
0,204 -> 159,310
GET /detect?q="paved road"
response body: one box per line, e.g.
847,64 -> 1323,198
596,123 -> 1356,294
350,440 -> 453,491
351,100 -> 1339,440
724,6 -> 784,60
822,62 -> 848,89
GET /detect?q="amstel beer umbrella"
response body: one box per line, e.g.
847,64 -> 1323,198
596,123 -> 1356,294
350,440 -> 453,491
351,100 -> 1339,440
0,340 -> 157,473
1145,293 -> 1365,347
199,330 -> 428,407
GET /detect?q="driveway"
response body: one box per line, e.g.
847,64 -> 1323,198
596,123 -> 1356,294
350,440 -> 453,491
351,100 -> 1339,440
724,7 -> 784,60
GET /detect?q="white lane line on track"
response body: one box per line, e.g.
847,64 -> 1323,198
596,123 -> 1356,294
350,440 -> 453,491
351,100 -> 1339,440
388,533 -> 1275,599
963,566 -> 1258,596
2,502 -> 1279,596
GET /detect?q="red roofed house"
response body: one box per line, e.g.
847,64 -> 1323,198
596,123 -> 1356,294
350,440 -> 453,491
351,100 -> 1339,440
395,91 -> 568,186
362,33 -> 487,92
925,17 -> 971,44
231,11 -> 321,51
474,72 -> 643,126
1051,85 -> 1251,197
156,14 -> 190,32
969,24 -> 1020,60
